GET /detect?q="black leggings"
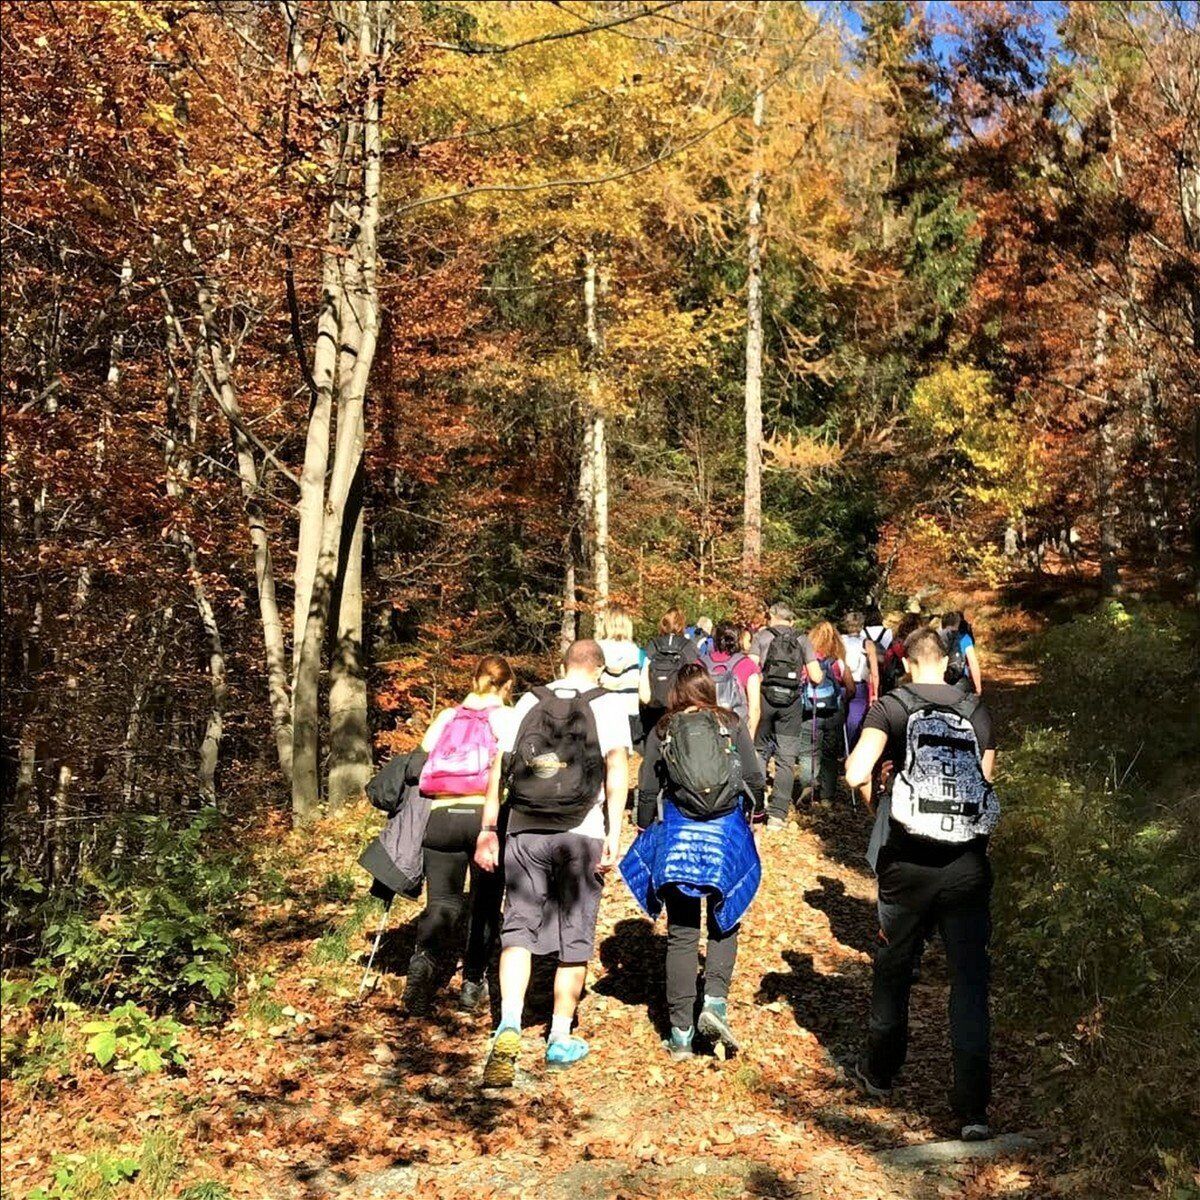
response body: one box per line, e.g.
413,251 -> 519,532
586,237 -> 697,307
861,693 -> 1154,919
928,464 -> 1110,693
413,806 -> 502,983
664,887 -> 740,1031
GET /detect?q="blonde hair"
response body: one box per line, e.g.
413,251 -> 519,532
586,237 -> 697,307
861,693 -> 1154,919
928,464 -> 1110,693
472,655 -> 515,698
809,620 -> 846,662
659,606 -> 687,636
597,605 -> 633,641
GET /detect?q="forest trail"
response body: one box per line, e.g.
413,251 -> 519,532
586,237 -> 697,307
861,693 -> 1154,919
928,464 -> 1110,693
276,602 -> 1053,1200
287,803 -> 1046,1200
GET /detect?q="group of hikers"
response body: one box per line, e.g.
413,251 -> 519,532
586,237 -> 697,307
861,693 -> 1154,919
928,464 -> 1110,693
361,600 -> 996,1142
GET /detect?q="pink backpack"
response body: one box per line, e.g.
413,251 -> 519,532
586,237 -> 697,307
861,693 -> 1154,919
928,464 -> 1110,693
419,706 -> 499,797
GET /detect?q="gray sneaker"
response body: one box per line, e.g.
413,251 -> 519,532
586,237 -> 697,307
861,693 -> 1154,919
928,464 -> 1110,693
961,1123 -> 992,1142
458,978 -> 489,1013
849,1059 -> 892,1098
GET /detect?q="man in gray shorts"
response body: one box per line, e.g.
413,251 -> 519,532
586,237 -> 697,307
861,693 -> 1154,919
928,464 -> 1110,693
474,639 -> 630,1086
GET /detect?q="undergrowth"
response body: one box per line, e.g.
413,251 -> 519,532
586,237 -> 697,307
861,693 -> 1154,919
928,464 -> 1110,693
993,600 -> 1200,1195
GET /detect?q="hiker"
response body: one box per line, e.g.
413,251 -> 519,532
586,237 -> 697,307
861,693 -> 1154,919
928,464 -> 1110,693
844,626 -> 999,1142
638,606 -> 700,745
701,620 -> 761,740
802,620 -> 855,804
862,606 -> 893,698
597,604 -> 646,748
403,655 -> 518,1015
691,615 -> 715,657
750,603 -> 824,827
940,610 -> 983,695
879,612 -> 922,697
620,663 -> 764,1060
475,639 -> 631,1085
840,611 -> 876,750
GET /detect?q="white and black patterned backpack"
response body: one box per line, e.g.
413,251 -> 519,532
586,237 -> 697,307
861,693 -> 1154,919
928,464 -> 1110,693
888,687 -> 999,843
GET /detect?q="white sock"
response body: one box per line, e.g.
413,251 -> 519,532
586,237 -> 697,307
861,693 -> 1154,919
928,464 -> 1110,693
500,999 -> 523,1031
549,1014 -> 572,1041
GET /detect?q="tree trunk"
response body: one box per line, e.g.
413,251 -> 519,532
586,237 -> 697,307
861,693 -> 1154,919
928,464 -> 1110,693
561,556 -> 577,655
1094,304 -> 1121,595
582,249 -> 608,616
292,4 -> 388,822
742,42 -> 766,582
165,323 -> 226,806
193,276 -> 293,778
327,451 -> 371,806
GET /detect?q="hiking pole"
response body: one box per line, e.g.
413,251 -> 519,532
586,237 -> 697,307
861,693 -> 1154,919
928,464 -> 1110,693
358,897 -> 393,999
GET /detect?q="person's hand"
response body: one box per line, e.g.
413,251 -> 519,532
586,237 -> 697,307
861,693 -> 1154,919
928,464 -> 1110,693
474,829 -> 499,872
598,833 -> 620,873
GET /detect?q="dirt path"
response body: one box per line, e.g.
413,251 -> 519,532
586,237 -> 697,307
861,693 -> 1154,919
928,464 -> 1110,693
270,788 -> 1045,1199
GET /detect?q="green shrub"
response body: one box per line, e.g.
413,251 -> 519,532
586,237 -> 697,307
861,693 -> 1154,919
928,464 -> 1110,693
992,602 -> 1200,1189
80,1002 -> 187,1073
1034,600 -> 1197,782
20,808 -> 243,1010
26,1150 -> 140,1200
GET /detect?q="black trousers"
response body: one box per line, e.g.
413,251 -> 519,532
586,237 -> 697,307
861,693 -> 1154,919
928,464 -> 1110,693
664,887 -> 740,1032
414,805 -> 502,983
868,849 -> 991,1122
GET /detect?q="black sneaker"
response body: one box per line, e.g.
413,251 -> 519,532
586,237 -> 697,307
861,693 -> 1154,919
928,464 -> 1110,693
849,1059 -> 892,1098
458,978 -> 488,1013
403,953 -> 436,1015
961,1122 -> 992,1142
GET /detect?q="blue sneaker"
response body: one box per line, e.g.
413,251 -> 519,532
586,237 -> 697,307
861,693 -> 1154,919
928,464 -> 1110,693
545,1034 -> 589,1069
664,1026 -> 694,1061
697,999 -> 740,1052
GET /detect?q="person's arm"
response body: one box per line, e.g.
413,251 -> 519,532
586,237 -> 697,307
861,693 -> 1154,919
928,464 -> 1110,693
735,722 -> 766,819
637,661 -> 652,706
841,660 -> 856,701
474,752 -> 505,871
420,707 -> 454,752
845,726 -> 887,801
981,748 -> 996,782
802,637 -> 823,684
866,640 -> 879,701
599,747 -> 629,871
966,644 -> 983,695
746,672 -> 762,741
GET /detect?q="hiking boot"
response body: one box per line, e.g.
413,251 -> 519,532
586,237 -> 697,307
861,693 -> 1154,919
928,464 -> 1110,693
402,953 -> 436,1016
961,1122 -> 992,1142
481,1026 -> 521,1088
545,1034 -> 590,1069
849,1059 -> 892,1099
458,978 -> 488,1013
696,999 -> 740,1053
663,1026 -> 694,1061
763,816 -> 785,832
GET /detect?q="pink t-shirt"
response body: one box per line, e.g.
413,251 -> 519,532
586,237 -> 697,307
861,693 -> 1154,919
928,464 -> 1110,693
709,650 -> 760,693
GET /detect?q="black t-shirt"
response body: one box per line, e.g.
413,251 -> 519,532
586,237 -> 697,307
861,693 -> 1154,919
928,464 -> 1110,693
864,684 -> 996,867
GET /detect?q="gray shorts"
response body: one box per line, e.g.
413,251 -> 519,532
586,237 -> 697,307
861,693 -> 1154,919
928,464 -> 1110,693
501,830 -> 604,962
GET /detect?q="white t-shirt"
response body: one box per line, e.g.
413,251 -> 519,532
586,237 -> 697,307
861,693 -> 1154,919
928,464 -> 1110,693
597,638 -> 644,717
864,624 -> 893,653
502,679 -> 632,839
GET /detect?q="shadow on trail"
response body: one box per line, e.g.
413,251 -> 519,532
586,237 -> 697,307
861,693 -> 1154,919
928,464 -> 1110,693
594,917 -> 669,1036
803,874 -> 879,957
798,803 -> 875,877
756,948 -> 868,1054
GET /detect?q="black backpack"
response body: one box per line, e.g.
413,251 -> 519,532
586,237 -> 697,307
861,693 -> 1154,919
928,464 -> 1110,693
760,627 -> 806,708
662,710 -> 742,820
942,630 -> 968,686
647,635 -> 687,708
507,686 -> 606,822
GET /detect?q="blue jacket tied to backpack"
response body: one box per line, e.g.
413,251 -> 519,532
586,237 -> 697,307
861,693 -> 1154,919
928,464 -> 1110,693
619,799 -> 761,932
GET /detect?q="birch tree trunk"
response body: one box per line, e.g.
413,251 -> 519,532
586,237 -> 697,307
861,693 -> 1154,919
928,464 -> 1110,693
582,249 -> 608,616
192,273 -> 293,777
561,557 -> 577,654
327,440 -> 371,806
292,2 -> 388,822
742,27 -> 766,582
